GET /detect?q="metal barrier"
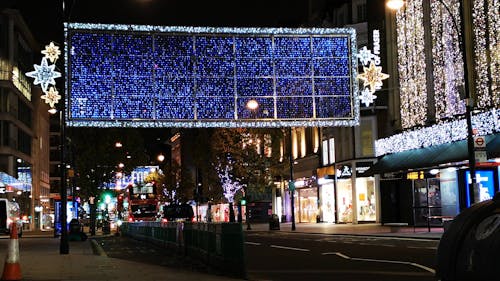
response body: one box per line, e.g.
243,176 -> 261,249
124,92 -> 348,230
120,221 -> 246,278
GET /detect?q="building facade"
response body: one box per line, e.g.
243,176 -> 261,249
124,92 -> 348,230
0,9 -> 51,230
273,0 -> 387,225
371,0 -> 499,227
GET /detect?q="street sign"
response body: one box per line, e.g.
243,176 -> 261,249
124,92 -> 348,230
474,136 -> 486,148
474,151 -> 487,163
288,181 -> 295,192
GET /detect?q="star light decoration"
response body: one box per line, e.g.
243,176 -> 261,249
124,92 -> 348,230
41,87 -> 61,108
356,46 -> 375,65
26,42 -> 62,111
357,61 -> 390,93
41,42 -> 61,63
359,88 -> 377,107
356,46 -> 389,107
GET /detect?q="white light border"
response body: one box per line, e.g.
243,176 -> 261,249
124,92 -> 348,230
375,108 -> 499,156
64,22 -> 359,128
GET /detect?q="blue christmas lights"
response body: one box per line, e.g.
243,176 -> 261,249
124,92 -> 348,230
65,23 -> 358,128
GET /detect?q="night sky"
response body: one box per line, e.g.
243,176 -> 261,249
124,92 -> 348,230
1,0 -> 348,156
3,0 -> 321,46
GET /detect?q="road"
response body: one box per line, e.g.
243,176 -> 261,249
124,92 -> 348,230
245,231 -> 438,281
89,230 -> 438,281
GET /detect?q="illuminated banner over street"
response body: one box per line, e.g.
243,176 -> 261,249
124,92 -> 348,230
65,23 -> 358,128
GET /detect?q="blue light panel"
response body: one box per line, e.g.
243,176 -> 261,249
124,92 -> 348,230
65,23 -> 358,128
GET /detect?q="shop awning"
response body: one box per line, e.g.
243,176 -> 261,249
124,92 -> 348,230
366,133 -> 500,176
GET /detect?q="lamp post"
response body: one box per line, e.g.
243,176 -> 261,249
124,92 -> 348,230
387,0 -> 477,202
26,40 -> 66,252
244,99 -> 260,230
288,127 -> 296,231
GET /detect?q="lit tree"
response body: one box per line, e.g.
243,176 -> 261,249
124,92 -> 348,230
209,128 -> 284,222
216,158 -> 245,222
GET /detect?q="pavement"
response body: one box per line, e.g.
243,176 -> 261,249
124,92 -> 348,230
3,223 -> 443,281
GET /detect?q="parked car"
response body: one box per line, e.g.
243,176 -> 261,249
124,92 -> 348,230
162,204 -> 194,222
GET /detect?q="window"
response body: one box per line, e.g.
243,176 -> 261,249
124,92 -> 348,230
357,3 -> 367,22
17,129 -> 31,156
322,137 -> 335,165
18,99 -> 32,128
322,140 -> 328,165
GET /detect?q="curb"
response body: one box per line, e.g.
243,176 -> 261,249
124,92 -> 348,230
90,239 -> 108,257
246,229 -> 442,240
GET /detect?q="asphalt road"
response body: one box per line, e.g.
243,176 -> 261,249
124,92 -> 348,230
89,231 -> 439,281
245,231 -> 439,281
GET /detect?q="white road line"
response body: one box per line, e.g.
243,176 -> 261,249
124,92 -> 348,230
270,245 -> 310,252
320,251 -> 435,274
245,242 -> 261,246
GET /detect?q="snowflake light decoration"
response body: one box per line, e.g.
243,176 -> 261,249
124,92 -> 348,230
357,61 -> 390,93
41,87 -> 61,108
356,46 -> 375,66
26,57 -> 61,92
41,42 -> 61,63
359,88 -> 377,107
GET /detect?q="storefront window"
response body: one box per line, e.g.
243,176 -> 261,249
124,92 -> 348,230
413,178 -> 443,226
297,188 -> 318,223
356,177 -> 376,221
320,182 -> 335,223
336,179 -> 352,223
439,168 -> 459,216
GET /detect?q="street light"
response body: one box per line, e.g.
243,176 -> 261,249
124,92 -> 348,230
243,99 -> 260,230
288,127 -> 296,231
387,0 -> 477,201
157,153 -> 165,163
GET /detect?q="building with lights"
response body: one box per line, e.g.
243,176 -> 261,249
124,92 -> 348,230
368,0 -> 499,227
278,0 -> 384,225
0,9 -> 51,230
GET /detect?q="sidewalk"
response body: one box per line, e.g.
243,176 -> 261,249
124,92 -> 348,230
245,222 -> 444,240
9,230 -> 241,281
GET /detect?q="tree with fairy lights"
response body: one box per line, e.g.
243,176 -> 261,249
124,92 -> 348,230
216,158 -> 245,222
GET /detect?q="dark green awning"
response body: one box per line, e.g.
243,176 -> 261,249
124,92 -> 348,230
366,133 -> 499,175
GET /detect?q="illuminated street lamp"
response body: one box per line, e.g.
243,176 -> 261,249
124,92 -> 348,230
157,154 -> 165,163
246,99 -> 259,111
387,0 -> 478,200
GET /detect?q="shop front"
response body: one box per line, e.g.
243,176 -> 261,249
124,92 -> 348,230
294,178 -> 318,223
315,162 -> 377,224
317,166 -> 335,223
370,134 -> 500,226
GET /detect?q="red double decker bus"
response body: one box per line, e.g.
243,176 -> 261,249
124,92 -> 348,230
121,183 -> 158,222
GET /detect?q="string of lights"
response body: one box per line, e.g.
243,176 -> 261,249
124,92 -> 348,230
396,0 -> 428,129
375,108 -> 498,156
64,23 -> 360,128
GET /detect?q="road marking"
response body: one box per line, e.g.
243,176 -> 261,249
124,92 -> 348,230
245,242 -> 261,246
320,252 -> 435,274
270,245 -> 310,252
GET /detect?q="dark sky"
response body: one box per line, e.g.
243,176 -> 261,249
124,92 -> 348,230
3,0 -> 317,46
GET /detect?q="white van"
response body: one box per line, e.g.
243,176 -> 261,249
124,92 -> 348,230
0,198 -> 23,237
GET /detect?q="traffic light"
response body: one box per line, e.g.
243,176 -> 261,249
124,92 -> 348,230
240,199 -> 246,206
